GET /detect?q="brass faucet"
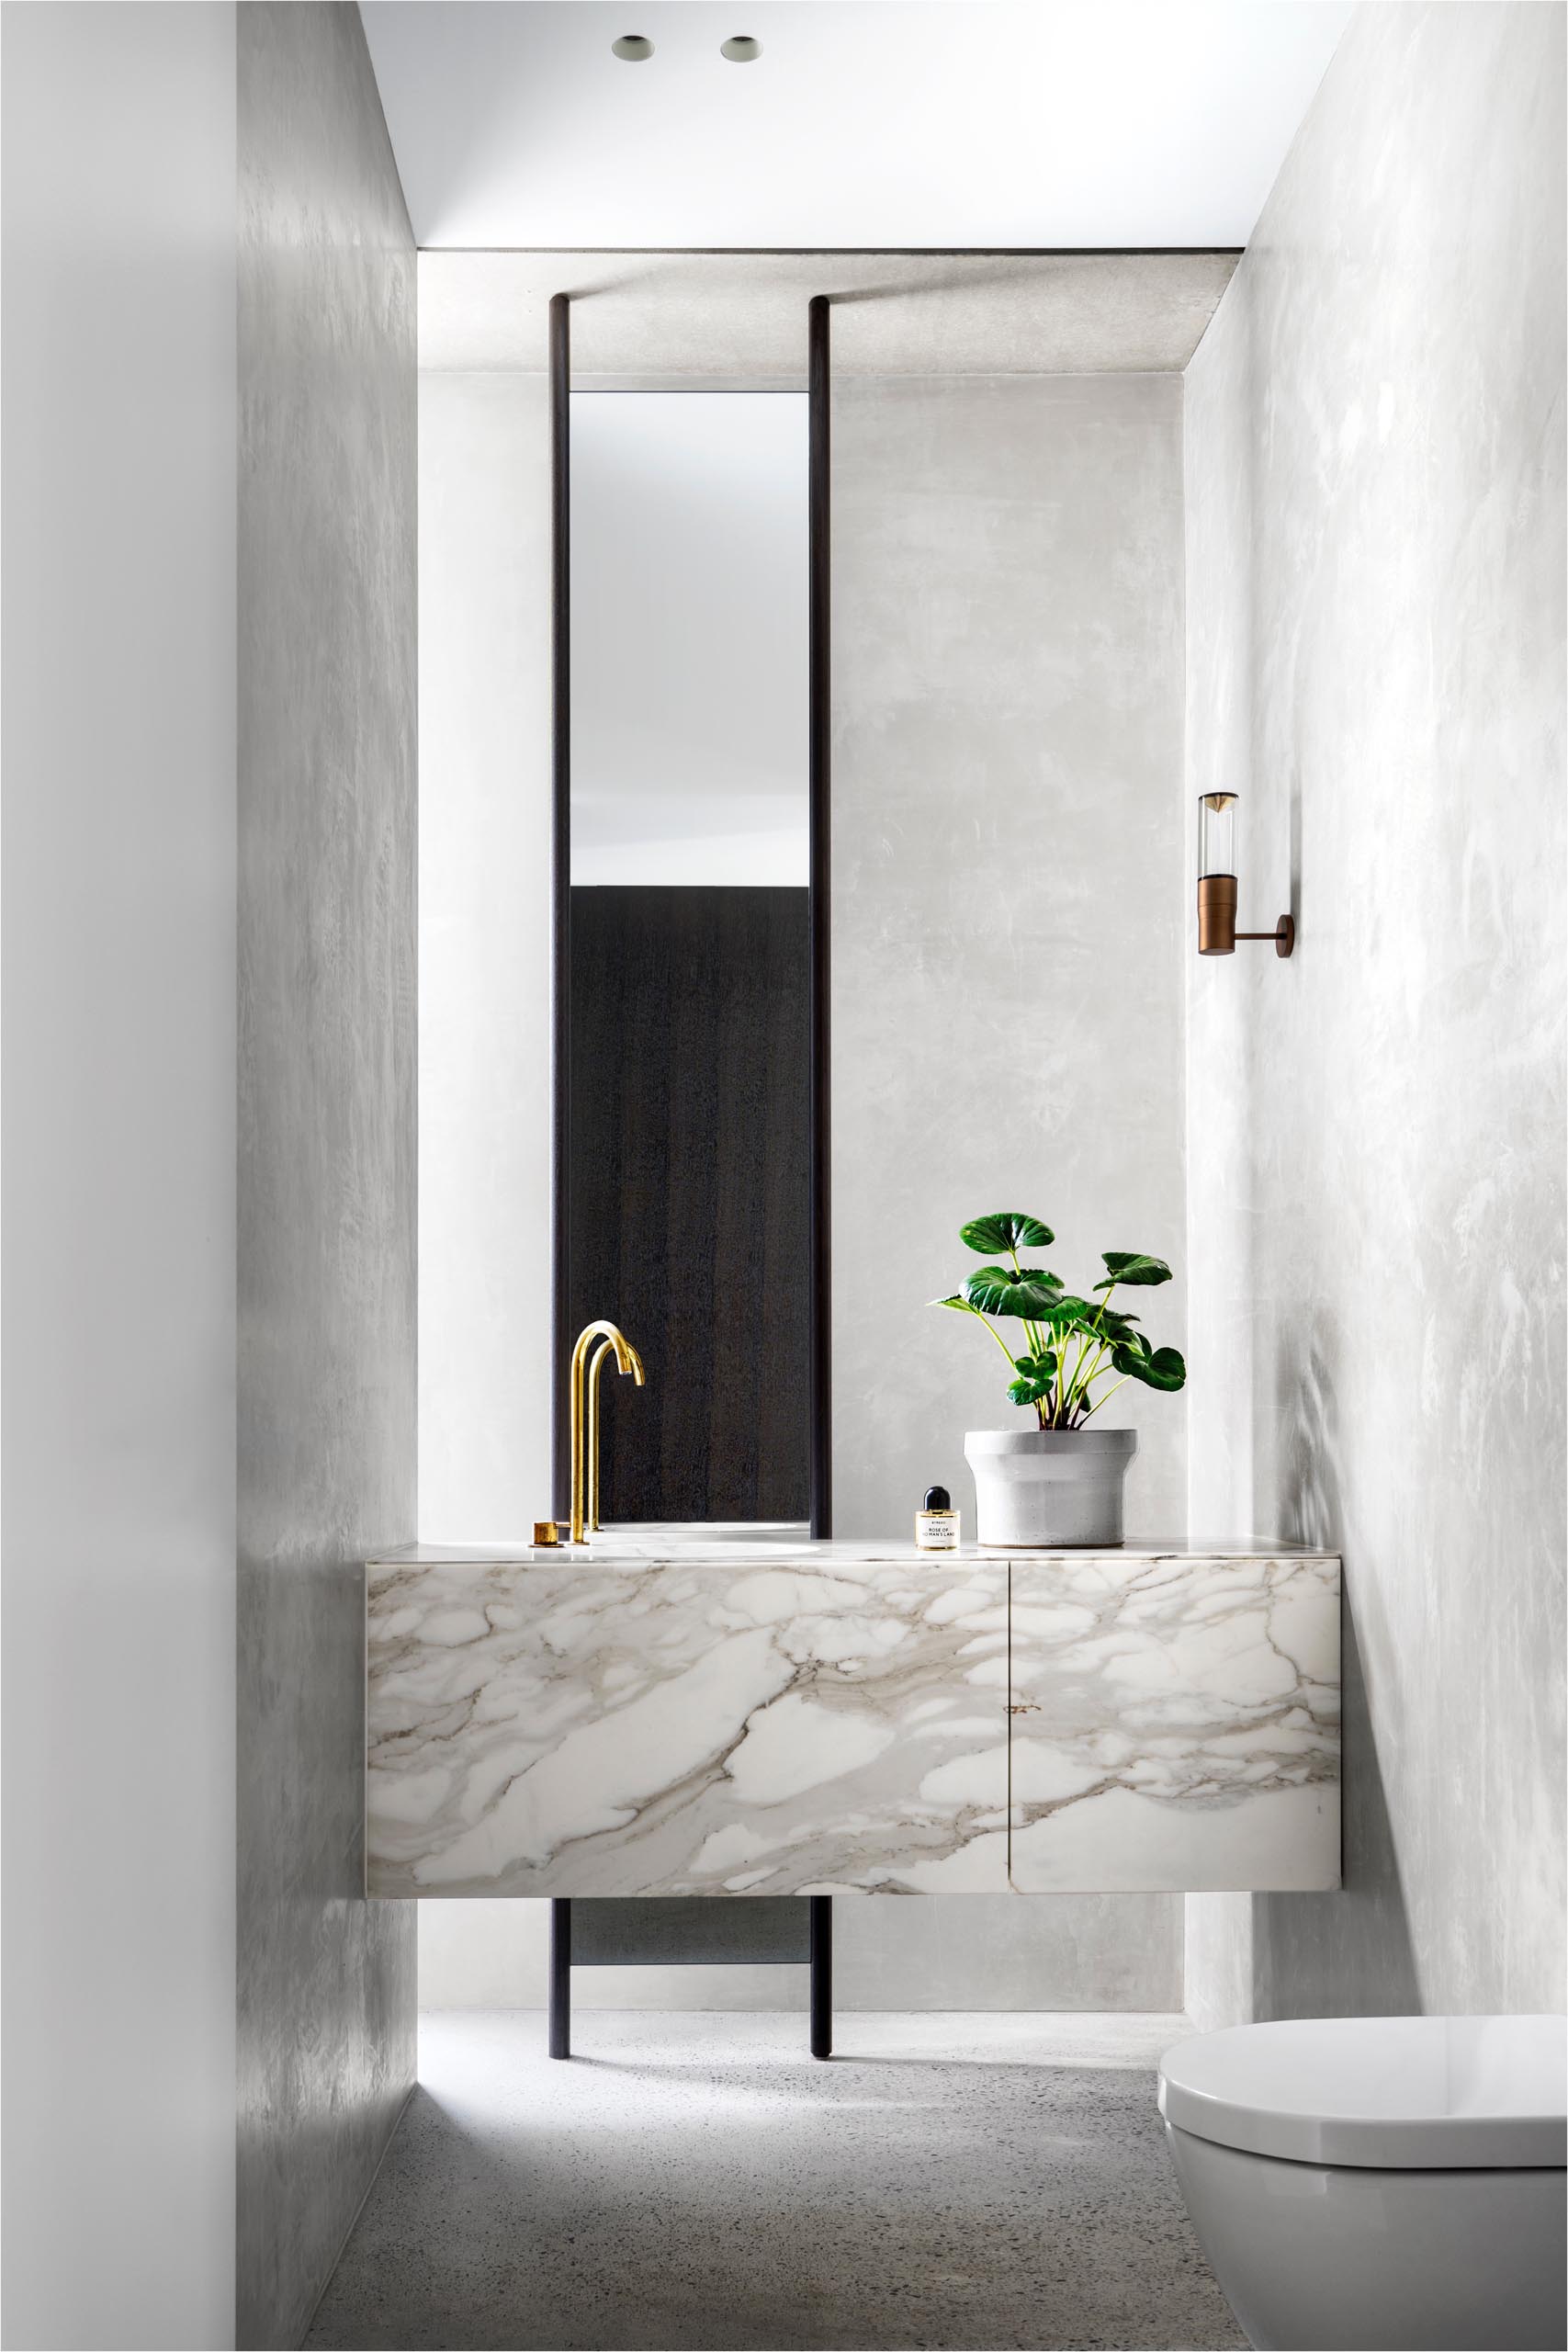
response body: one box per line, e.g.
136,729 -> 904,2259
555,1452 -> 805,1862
569,1319 -> 645,1543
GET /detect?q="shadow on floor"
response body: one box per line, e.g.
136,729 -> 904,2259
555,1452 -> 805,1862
303,2012 -> 1244,2352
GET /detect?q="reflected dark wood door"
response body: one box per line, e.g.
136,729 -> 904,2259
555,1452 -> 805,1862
568,884 -> 809,1522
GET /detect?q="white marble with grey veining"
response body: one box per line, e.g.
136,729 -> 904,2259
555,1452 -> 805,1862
1008,1552 -> 1339,1891
367,1540 -> 1338,1899
369,1550 -> 1010,1895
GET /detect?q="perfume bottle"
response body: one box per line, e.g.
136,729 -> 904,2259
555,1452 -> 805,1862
915,1485 -> 960,1550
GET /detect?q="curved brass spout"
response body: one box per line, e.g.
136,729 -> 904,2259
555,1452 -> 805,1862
586,1339 -> 615,1532
569,1319 -> 645,1543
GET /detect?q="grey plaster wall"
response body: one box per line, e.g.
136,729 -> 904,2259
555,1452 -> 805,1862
829,370 -> 1187,2007
417,1892 -> 1182,2012
238,8 -> 417,2343
419,369 -> 554,1545
2,8 -> 237,2343
831,372 -> 1188,1540
1184,0 -> 1566,2026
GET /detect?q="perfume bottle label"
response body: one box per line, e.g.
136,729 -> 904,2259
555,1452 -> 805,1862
915,1512 -> 959,1551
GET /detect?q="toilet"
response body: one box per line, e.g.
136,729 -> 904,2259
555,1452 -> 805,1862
1158,2015 -> 1567,2352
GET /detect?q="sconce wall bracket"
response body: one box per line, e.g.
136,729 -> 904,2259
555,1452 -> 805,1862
1238,913 -> 1295,958
1197,875 -> 1294,958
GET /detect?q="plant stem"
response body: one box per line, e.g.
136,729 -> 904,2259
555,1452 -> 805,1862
976,1309 -> 1019,1367
1077,1375 -> 1131,1423
1003,1246 -> 1047,1374
1066,1279 -> 1118,1419
1067,1336 -> 1111,1416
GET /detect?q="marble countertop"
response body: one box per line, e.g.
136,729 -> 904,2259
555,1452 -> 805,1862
369,1526 -> 1339,1569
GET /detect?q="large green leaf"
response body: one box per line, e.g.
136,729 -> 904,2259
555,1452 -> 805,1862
1095,1252 -> 1173,1290
1088,1306 -> 1142,1345
960,1212 -> 1055,1257
1029,1292 -> 1099,1333
1008,1374 -> 1055,1408
1111,1336 -> 1187,1392
964,1265 -> 1064,1318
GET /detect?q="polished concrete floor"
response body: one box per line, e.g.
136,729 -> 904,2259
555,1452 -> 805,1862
304,2011 -> 1246,2351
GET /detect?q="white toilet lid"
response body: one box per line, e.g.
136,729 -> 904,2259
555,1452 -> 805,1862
1159,2015 -> 1567,2169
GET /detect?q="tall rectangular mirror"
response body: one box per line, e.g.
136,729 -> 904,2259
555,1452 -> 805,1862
566,390 -> 810,1522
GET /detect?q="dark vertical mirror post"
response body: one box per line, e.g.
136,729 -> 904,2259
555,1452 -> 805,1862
548,1898 -> 572,2060
550,292 -> 571,1521
808,295 -> 832,1540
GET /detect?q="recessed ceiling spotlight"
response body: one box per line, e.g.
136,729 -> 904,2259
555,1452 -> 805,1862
611,33 -> 653,60
720,35 -> 761,62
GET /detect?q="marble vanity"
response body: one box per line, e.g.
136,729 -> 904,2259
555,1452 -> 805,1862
365,1532 -> 1340,1898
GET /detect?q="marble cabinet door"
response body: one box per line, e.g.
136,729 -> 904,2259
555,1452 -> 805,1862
1007,1554 -> 1341,1892
367,1555 -> 1011,1897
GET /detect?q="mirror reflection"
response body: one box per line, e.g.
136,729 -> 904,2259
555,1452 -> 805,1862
568,391 -> 810,1522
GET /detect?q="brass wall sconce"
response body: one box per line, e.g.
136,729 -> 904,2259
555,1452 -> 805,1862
1197,793 -> 1294,957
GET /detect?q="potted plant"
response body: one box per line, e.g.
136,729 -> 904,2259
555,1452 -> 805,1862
932,1212 -> 1185,1546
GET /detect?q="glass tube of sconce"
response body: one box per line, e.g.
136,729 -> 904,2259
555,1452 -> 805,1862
1197,792 -> 1238,955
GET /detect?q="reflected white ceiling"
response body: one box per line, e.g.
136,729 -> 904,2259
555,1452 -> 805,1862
360,1 -> 1352,252
571,393 -> 808,885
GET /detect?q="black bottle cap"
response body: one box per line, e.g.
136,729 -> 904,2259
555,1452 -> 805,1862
923,1486 -> 951,1512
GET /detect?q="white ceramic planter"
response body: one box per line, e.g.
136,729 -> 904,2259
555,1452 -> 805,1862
964,1427 -> 1138,1547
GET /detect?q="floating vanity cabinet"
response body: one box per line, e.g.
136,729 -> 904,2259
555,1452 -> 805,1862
366,1539 -> 1340,1900
1006,1551 -> 1341,1893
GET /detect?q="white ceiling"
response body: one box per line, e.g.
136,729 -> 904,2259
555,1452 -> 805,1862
360,1 -> 1352,253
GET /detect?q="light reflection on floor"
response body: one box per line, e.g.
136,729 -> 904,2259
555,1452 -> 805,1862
305,2010 -> 1244,2352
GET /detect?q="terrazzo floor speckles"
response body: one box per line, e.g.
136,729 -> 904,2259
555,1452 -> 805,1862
304,2011 -> 1245,2351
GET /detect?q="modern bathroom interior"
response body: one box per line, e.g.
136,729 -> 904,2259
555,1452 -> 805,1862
2,4 -> 1564,2350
